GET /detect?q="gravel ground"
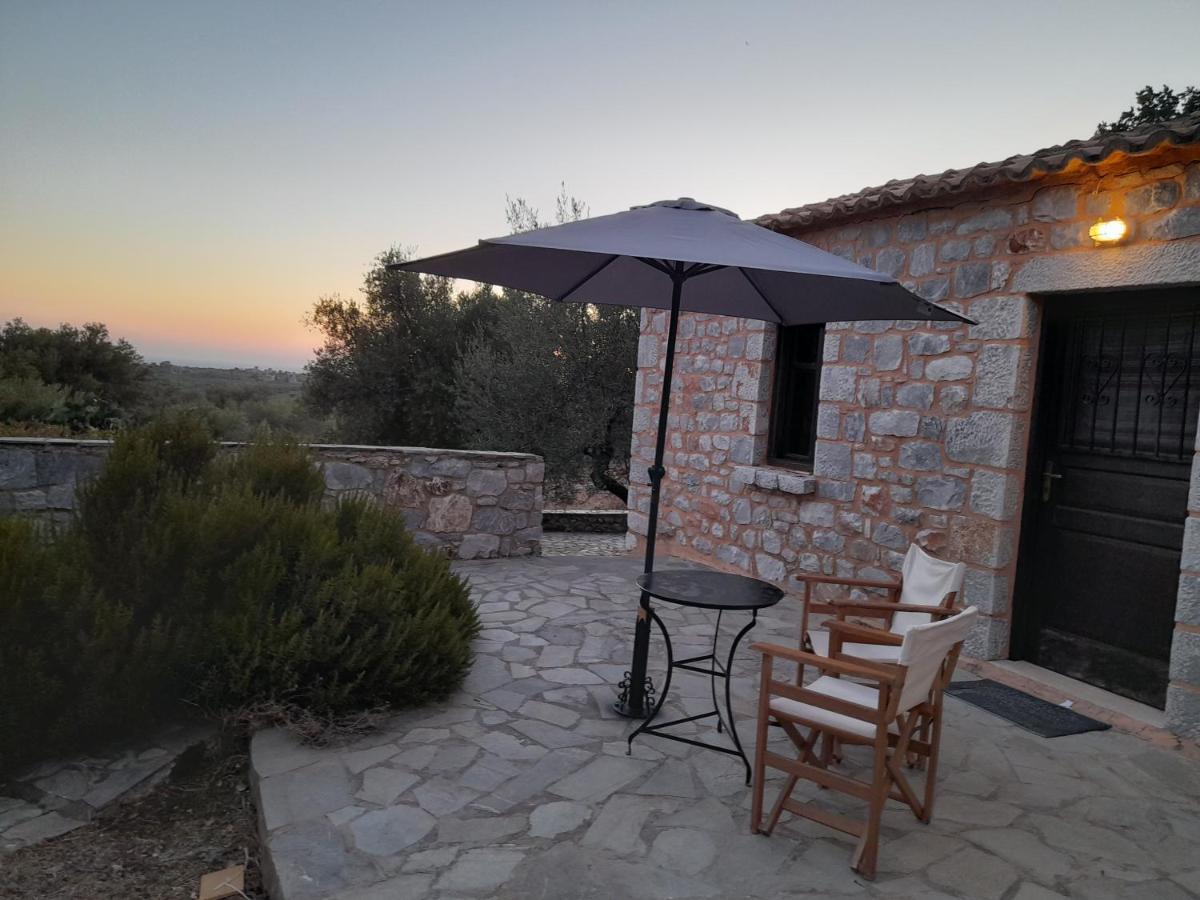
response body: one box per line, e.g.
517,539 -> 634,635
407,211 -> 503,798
0,734 -> 265,900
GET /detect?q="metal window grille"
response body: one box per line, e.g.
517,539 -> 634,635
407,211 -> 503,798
1060,307 -> 1200,462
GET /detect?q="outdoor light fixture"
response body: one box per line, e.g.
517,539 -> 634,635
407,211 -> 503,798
1088,217 -> 1128,245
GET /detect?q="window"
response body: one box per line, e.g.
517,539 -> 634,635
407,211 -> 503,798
769,324 -> 824,467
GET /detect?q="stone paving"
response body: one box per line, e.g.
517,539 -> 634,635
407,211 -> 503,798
1,721 -> 213,853
251,555 -> 1200,899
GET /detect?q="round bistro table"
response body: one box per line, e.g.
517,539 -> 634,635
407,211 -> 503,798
626,569 -> 784,783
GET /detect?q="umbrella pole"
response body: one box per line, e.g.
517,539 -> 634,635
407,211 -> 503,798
616,268 -> 684,718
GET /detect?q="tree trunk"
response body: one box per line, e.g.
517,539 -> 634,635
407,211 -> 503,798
589,451 -> 628,503
585,409 -> 629,503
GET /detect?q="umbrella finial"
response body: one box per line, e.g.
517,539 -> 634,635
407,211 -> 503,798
632,198 -> 740,219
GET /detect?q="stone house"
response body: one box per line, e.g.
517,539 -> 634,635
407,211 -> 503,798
625,115 -> 1200,737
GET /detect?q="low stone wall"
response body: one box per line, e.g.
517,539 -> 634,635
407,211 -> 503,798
315,444 -> 543,558
0,438 -> 543,559
0,439 -> 109,523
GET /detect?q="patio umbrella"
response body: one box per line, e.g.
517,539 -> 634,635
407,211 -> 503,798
390,198 -> 970,718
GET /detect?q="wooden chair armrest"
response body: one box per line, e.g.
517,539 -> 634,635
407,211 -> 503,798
794,574 -> 901,593
752,641 -> 900,685
824,620 -> 904,646
831,600 -> 956,618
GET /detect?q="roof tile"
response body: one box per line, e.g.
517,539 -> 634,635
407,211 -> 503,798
758,114 -> 1200,231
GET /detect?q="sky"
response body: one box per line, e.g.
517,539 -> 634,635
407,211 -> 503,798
2,1 -> 1198,370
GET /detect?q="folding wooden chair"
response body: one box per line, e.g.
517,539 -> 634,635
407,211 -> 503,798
799,544 -> 966,669
750,606 -> 978,880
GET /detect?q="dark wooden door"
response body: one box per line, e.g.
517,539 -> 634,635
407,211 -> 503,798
1019,289 -> 1200,708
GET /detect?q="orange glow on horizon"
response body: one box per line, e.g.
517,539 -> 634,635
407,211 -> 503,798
0,218 -> 361,368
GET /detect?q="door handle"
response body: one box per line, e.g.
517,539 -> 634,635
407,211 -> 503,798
1041,469 -> 1063,502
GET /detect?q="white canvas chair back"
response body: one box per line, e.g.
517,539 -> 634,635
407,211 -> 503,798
896,605 -> 977,712
891,545 -> 967,634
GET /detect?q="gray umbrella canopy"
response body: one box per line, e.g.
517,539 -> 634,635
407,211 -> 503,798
390,198 -> 970,326
390,198 -> 970,723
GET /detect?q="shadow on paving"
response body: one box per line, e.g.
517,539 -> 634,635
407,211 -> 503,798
250,555 -> 1200,900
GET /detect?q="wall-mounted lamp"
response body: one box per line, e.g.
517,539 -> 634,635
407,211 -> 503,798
1088,217 -> 1128,245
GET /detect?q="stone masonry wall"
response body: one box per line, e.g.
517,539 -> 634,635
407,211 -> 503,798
1174,432 -> 1200,739
627,144 -> 1200,732
0,438 -> 544,559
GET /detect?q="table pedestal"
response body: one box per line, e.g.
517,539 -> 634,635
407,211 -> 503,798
626,607 -> 759,784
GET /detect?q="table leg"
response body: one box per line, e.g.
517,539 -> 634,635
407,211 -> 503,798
723,611 -> 758,784
710,609 -> 724,735
626,607 -> 674,753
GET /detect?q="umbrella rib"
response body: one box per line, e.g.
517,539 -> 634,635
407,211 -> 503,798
683,262 -> 725,278
554,254 -> 620,302
636,257 -> 676,277
737,267 -> 785,324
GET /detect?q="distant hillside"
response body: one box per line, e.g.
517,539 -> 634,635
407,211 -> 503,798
0,319 -> 330,442
137,363 -> 329,442
146,362 -> 306,400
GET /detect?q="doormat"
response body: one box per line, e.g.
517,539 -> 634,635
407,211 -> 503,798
945,679 -> 1111,738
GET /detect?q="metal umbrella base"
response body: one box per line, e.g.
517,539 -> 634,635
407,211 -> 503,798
626,608 -> 760,784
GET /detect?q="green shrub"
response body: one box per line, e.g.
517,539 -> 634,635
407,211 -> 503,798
0,518 -> 68,773
0,419 -> 478,776
218,434 -> 327,506
0,376 -> 74,424
194,496 -> 477,714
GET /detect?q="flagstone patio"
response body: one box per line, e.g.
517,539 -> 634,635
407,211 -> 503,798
251,555 -> 1200,900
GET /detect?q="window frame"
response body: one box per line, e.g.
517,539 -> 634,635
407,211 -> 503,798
767,323 -> 825,470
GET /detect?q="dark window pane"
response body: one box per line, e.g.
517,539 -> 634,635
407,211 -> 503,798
770,324 -> 824,465
789,324 -> 823,360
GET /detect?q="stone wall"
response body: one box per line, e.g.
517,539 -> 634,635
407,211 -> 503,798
1174,433 -> 1200,738
627,143 -> 1200,729
0,438 -> 544,559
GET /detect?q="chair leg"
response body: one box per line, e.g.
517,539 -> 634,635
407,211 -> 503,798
751,713 -> 771,834
887,713 -> 925,822
763,775 -> 797,836
820,733 -> 836,767
911,714 -> 931,771
762,724 -> 825,831
852,733 -> 890,880
921,711 -> 944,824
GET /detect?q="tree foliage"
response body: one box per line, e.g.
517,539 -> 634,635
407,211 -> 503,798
139,363 -> 329,442
0,323 -> 328,441
304,248 -> 499,447
454,193 -> 638,500
305,189 -> 639,500
0,319 -> 148,429
1096,84 -> 1200,136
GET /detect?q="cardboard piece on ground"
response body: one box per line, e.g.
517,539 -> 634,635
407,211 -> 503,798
199,864 -> 245,900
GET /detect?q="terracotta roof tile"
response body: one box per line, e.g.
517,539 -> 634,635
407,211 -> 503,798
757,114 -> 1200,232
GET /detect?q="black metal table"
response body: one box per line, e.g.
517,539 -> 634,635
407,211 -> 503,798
626,569 -> 783,782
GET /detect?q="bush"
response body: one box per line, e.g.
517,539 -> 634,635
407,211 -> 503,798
0,376 -> 74,424
0,418 -> 478,776
193,496 -> 477,713
0,518 -> 68,770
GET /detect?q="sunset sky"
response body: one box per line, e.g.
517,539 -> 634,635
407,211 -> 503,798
2,1 -> 1198,369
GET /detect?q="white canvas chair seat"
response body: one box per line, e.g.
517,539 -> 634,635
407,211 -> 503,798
768,676 -> 895,740
751,606 -> 979,880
